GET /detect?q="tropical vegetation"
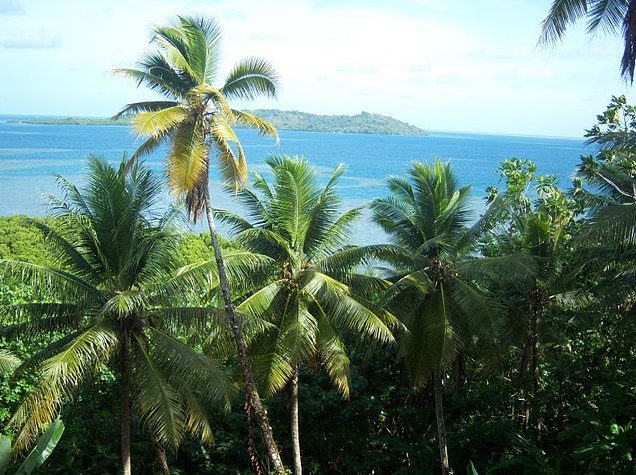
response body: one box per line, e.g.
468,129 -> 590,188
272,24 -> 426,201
0,12 -> 635,475
217,156 -> 398,474
113,15 -> 284,473
0,157 -> 231,474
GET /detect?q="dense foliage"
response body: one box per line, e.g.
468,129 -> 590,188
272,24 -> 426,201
1,105 -> 635,472
1,12 -> 636,474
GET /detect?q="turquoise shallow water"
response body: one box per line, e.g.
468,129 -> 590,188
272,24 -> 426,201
0,116 -> 590,242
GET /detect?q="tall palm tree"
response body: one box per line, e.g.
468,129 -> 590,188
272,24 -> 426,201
113,15 -> 285,472
572,126 -> 636,331
0,157 -> 230,475
539,0 -> 636,82
215,155 -> 398,475
370,160 -> 529,475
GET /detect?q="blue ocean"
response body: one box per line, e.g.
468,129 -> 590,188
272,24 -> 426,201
0,116 -> 591,242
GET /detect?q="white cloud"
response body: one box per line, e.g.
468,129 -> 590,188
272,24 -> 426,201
0,0 -> 631,137
2,31 -> 62,49
0,0 -> 24,15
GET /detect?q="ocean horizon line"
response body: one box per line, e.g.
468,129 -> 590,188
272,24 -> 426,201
0,113 -> 585,141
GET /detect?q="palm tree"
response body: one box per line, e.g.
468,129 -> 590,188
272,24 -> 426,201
486,159 -> 579,431
215,155 -> 398,475
539,0 -> 636,82
113,16 -> 285,472
0,156 -> 230,475
370,160 -> 529,475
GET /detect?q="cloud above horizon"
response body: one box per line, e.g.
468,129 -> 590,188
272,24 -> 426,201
2,31 -> 62,49
0,0 -> 24,14
0,0 -> 631,137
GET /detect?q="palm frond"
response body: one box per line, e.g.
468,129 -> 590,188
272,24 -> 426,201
126,133 -> 170,174
27,220 -> 101,284
113,60 -> 188,100
190,84 -> 234,119
304,271 -> 395,345
102,290 -> 145,317
150,306 -> 213,334
580,202 -> 636,246
132,334 -> 186,449
447,276 -> 500,343
539,0 -> 590,45
371,196 -> 423,250
622,0 -> 636,81
152,25 -> 198,82
313,299 -> 351,397
167,119 -> 208,197
236,187 -> 274,227
10,324 -> 118,453
0,259 -> 100,302
10,331 -> 85,380
253,300 -> 319,396
211,117 -> 248,192
587,0 -> 628,33
0,349 -> 20,375
148,327 -> 232,409
0,303 -> 85,338
236,280 -> 285,323
232,109 -> 279,141
253,171 -> 274,199
113,101 -> 180,120
131,106 -> 188,137
222,57 -> 278,101
235,228 -> 290,261
211,207 -> 254,234
177,16 -> 221,84
458,254 -> 537,285
308,207 -> 363,256
400,287 -> 460,387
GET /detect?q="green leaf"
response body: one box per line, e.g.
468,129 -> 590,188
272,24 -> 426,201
16,419 -> 65,475
0,436 -> 10,475
467,460 -> 479,475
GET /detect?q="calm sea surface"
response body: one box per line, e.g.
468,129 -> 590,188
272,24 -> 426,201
0,116 -> 590,242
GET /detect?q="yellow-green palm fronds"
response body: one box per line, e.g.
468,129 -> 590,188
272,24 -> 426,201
232,109 -> 279,143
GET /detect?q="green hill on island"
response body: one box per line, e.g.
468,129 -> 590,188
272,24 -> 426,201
13,110 -> 426,136
245,110 -> 426,135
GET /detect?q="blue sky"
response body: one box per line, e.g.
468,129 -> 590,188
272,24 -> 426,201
0,0 -> 631,137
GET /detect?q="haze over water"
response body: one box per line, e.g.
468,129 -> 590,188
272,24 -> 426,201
0,117 -> 590,242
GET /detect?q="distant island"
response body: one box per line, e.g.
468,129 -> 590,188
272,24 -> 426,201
244,110 -> 426,136
10,110 -> 426,136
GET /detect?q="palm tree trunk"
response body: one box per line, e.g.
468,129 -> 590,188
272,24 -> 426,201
120,329 -> 132,475
203,188 -> 285,474
518,337 -> 531,382
245,399 -> 265,475
149,431 -> 170,475
452,353 -> 466,399
433,371 -> 450,475
519,335 -> 532,431
291,366 -> 302,475
529,305 -> 541,433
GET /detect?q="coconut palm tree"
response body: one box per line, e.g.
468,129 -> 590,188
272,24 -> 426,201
113,16 -> 285,471
485,159 -> 580,431
214,155 -> 398,475
539,0 -> 636,81
0,156 -> 231,475
370,160 -> 530,475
